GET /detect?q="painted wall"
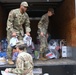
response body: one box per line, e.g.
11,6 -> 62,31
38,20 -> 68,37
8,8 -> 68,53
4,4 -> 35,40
0,6 -> 4,40
54,0 -> 75,46
0,6 -> 7,40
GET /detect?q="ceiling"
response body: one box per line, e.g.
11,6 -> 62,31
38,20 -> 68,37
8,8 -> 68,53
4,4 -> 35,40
0,0 -> 64,10
0,0 -> 64,3
0,0 -> 64,17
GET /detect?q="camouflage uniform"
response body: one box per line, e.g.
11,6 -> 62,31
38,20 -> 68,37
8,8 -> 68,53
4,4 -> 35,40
38,13 -> 49,59
7,52 -> 33,75
6,8 -> 31,59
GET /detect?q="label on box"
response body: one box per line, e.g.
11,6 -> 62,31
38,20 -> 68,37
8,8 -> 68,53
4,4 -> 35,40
33,68 -> 42,74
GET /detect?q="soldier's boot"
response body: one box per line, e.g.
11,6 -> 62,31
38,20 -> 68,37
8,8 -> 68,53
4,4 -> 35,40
39,53 -> 47,60
7,59 -> 14,65
43,53 -> 49,60
7,45 -> 14,64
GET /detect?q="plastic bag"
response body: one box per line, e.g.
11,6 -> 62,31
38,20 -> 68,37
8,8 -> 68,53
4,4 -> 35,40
1,71 -> 16,75
10,37 -> 18,47
23,34 -> 32,47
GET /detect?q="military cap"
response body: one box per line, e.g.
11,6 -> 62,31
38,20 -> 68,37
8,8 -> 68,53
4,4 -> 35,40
21,1 -> 29,7
16,40 -> 25,47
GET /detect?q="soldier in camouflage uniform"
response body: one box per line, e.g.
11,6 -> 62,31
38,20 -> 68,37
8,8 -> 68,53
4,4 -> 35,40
6,1 -> 31,64
38,8 -> 54,60
5,41 -> 34,75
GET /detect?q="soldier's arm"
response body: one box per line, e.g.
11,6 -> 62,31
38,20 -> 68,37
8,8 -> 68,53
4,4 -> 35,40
25,13 -> 31,33
7,56 -> 33,74
6,58 -> 25,74
6,10 -> 15,33
38,15 -> 45,32
38,15 -> 46,37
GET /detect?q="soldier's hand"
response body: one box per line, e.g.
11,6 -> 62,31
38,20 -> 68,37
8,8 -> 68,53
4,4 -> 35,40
26,32 -> 30,36
12,32 -> 16,37
40,32 -> 44,36
5,68 -> 9,73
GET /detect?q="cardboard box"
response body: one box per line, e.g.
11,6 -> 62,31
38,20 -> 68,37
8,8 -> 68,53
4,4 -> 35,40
62,46 -> 72,57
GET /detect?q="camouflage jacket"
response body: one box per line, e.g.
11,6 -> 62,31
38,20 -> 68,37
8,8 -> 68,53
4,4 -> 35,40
6,8 -> 31,36
8,52 -> 34,75
38,13 -> 49,35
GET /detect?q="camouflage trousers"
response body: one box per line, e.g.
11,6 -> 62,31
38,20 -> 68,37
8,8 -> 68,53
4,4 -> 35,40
7,31 -> 26,59
7,31 -> 24,41
39,35 -> 48,53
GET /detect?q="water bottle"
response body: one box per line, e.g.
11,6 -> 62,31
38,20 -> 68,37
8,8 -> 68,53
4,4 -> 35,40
0,42 -> 2,52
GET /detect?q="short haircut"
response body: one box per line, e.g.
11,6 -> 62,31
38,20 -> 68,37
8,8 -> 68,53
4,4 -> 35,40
48,8 -> 54,14
17,44 -> 26,50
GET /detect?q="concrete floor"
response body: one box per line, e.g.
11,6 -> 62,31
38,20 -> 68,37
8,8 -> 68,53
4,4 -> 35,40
34,58 -> 76,66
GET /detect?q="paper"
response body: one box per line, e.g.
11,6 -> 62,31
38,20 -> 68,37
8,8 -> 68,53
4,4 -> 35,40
1,71 -> 16,75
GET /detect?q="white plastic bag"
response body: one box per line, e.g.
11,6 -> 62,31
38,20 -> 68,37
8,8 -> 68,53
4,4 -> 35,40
1,71 -> 16,75
10,37 -> 18,47
23,34 -> 32,47
46,52 -> 56,59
